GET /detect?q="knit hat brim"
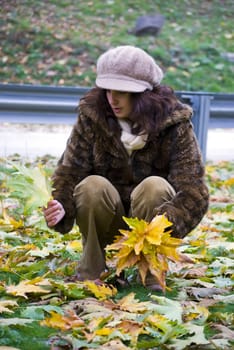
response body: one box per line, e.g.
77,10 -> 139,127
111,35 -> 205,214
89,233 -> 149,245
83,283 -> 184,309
96,74 -> 153,92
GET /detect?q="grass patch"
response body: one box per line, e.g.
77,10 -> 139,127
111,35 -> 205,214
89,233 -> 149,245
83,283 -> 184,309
1,0 -> 233,91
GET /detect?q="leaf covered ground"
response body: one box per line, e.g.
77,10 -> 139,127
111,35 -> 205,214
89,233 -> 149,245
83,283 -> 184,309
0,157 -> 233,350
1,0 -> 234,92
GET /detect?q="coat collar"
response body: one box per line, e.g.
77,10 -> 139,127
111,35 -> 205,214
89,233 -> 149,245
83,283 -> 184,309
79,97 -> 193,137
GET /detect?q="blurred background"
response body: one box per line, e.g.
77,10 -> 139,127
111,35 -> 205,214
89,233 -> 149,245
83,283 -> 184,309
1,0 -> 233,91
0,0 -> 233,161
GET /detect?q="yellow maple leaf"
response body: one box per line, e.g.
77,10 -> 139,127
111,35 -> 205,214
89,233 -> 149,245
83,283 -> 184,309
118,292 -> 150,313
157,232 -> 183,262
120,218 -> 148,255
87,315 -> 113,333
116,249 -> 140,275
107,214 -> 189,291
5,277 -> 52,299
0,300 -> 18,314
41,310 -> 84,331
84,281 -> 117,300
146,215 -> 173,245
146,313 -> 170,332
136,255 -> 149,285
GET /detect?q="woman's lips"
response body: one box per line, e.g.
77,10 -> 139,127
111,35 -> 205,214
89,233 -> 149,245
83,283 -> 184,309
113,107 -> 121,114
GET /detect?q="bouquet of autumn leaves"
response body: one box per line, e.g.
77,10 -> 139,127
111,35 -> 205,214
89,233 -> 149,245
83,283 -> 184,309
106,214 -> 191,292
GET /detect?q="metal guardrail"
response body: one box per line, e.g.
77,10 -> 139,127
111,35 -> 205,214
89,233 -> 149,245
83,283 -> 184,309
0,83 -> 234,160
0,84 -> 90,124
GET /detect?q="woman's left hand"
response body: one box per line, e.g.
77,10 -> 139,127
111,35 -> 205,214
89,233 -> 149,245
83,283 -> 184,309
43,199 -> 65,227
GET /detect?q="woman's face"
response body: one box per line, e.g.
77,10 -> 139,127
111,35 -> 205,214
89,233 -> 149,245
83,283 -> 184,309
106,90 -> 133,119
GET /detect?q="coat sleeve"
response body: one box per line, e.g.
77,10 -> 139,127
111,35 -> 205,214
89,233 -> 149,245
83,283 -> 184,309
51,113 -> 94,233
154,120 -> 209,238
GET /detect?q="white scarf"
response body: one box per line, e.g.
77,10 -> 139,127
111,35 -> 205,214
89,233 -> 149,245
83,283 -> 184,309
118,120 -> 148,155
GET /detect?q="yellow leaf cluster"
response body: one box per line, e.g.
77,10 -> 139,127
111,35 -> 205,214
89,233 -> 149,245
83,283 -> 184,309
107,214 -> 186,291
70,294 -> 148,346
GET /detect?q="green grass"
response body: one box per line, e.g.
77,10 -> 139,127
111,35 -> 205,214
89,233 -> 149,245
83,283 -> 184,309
0,0 -> 234,92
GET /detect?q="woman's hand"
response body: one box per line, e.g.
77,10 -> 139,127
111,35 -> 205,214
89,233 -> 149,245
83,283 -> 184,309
43,200 -> 65,227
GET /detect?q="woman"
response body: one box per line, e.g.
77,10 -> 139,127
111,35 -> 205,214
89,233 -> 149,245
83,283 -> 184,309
44,45 -> 209,287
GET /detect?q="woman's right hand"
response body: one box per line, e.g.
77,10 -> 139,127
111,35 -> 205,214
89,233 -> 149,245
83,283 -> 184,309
43,200 -> 65,227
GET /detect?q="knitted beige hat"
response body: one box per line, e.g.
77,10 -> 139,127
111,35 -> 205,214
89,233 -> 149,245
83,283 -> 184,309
96,45 -> 163,92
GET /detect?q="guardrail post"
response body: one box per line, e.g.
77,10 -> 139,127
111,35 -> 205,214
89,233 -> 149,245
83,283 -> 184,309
179,93 -> 212,162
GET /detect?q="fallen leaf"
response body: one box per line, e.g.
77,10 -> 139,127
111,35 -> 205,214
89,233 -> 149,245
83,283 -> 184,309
84,281 -> 117,300
88,339 -> 131,350
5,278 -> 52,299
182,266 -> 207,278
0,347 -> 21,350
212,324 -> 234,340
187,287 -> 228,300
41,309 -> 84,331
0,300 -> 18,314
150,295 -> 183,322
118,293 -> 150,313
0,318 -> 34,326
172,323 -> 210,349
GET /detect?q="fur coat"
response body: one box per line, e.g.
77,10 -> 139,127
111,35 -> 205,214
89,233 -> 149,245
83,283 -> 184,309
52,90 -> 209,237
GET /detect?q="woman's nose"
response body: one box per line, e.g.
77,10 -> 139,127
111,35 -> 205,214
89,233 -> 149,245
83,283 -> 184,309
110,91 -> 118,104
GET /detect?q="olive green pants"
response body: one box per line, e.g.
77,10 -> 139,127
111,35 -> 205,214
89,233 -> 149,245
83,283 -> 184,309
73,175 -> 175,280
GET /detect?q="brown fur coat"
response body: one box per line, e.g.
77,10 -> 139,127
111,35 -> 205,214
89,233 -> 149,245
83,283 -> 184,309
52,90 -> 209,237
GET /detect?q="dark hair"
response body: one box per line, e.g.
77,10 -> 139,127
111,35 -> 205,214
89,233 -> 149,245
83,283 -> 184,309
130,85 -> 180,135
82,86 -> 179,135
